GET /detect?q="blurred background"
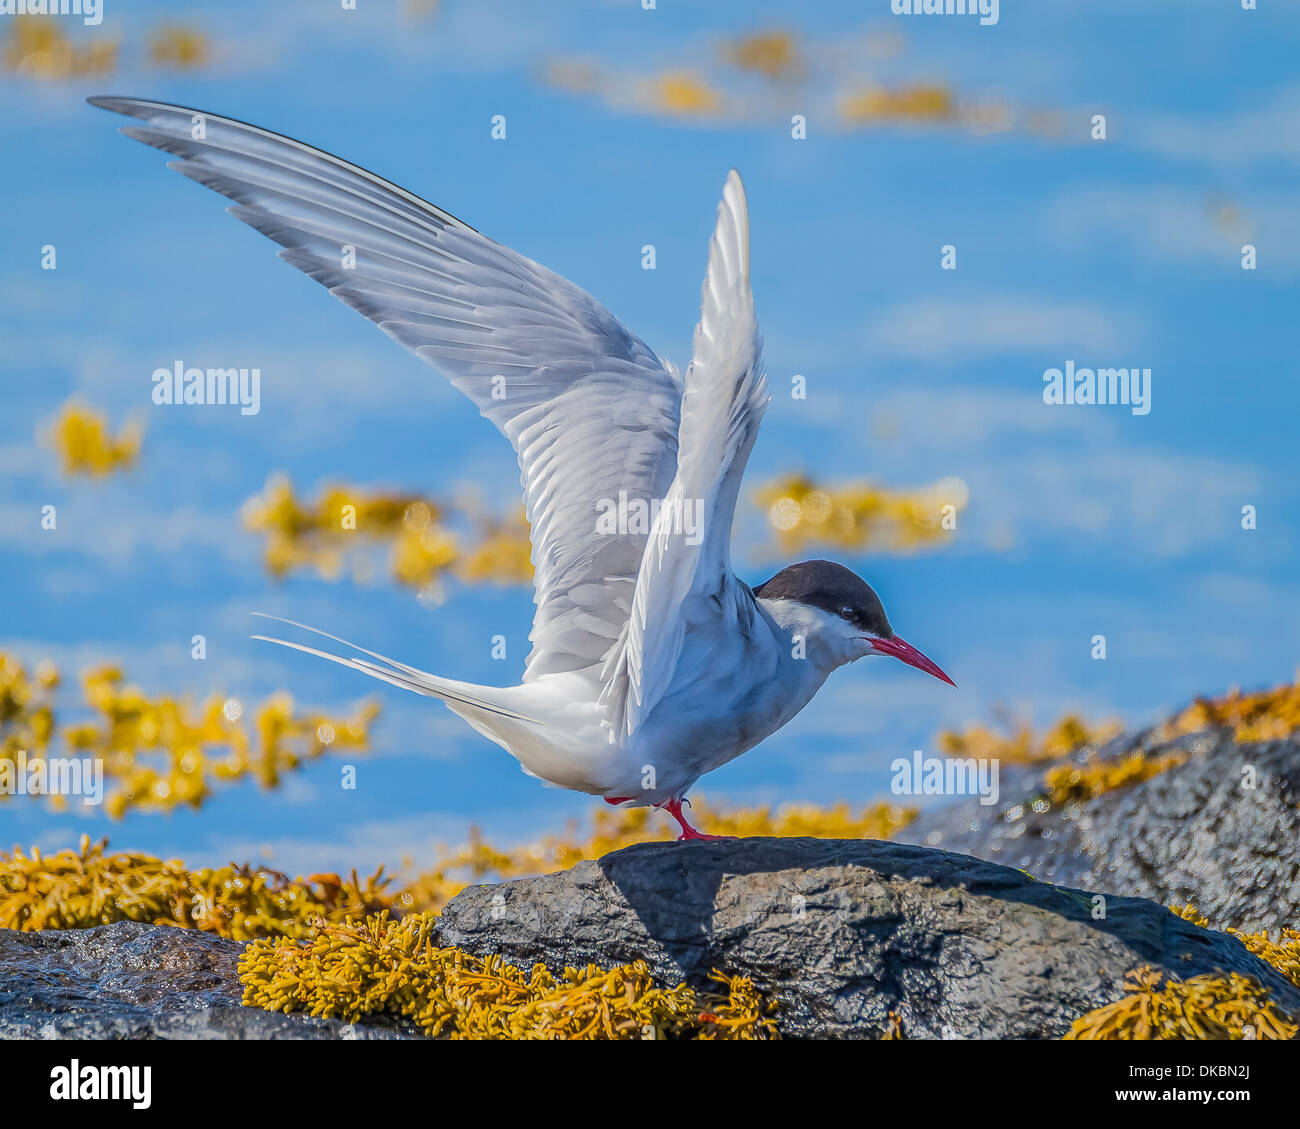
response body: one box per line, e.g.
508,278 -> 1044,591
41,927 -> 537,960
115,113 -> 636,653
1,0 -> 1297,873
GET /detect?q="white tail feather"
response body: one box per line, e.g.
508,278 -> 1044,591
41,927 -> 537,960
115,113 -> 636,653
252,612 -> 433,677
251,615 -> 533,722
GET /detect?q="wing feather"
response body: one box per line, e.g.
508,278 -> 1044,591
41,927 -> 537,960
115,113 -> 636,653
90,97 -> 682,681
601,171 -> 767,739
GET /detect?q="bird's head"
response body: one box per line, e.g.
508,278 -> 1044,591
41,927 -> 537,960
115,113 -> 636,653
752,559 -> 955,685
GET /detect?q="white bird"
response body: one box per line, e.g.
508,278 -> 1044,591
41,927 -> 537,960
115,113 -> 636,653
91,97 -> 955,841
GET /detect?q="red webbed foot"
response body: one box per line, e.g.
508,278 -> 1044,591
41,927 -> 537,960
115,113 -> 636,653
657,796 -> 736,843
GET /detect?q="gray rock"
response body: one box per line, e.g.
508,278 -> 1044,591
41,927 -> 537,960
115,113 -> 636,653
0,921 -> 415,1040
897,731 -> 1300,934
437,836 -> 1300,1038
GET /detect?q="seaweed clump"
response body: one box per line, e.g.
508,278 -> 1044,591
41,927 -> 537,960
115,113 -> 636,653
939,675 -> 1300,779
1063,967 -> 1297,1040
0,651 -> 376,817
238,912 -> 778,1040
938,713 -> 1123,768
0,836 -> 391,939
48,400 -> 141,476
755,472 -> 968,554
1042,748 -> 1187,807
1172,904 -> 1300,992
1066,906 -> 1300,1041
241,475 -> 532,592
1162,676 -> 1300,743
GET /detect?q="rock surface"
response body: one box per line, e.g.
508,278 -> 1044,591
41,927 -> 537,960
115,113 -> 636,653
437,836 -> 1300,1038
0,920 -> 413,1039
896,730 -> 1300,934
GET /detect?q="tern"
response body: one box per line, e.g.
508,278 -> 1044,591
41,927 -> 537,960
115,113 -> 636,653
91,97 -> 955,840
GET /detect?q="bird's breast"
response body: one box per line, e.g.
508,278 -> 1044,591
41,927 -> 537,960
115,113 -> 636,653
630,627 -> 831,787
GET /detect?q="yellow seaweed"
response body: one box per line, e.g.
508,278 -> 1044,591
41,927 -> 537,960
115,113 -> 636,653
237,912 -> 777,1040
0,653 -> 375,817
0,836 -> 390,939
1064,966 -> 1298,1041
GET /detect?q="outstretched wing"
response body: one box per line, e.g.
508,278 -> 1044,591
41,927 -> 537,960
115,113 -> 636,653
89,97 -> 682,682
601,171 -> 767,740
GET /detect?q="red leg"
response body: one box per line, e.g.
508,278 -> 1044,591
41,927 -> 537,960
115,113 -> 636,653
657,796 -> 734,842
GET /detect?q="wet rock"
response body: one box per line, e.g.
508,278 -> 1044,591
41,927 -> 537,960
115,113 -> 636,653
896,731 -> 1300,934
0,920 -> 414,1039
437,836 -> 1299,1038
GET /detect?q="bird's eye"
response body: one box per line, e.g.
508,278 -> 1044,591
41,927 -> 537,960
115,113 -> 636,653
839,606 -> 853,619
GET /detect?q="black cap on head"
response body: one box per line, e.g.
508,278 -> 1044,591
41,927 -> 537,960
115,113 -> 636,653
752,559 -> 893,638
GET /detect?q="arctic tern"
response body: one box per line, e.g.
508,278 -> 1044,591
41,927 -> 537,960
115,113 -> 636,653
91,97 -> 955,840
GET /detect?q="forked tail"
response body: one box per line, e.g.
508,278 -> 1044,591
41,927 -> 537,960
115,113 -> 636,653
250,614 -> 532,723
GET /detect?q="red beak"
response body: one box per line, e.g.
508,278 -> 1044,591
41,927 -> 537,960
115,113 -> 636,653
868,635 -> 956,687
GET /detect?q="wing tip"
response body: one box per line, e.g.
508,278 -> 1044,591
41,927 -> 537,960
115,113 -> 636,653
724,169 -> 747,208
719,170 -> 750,277
86,95 -> 154,116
